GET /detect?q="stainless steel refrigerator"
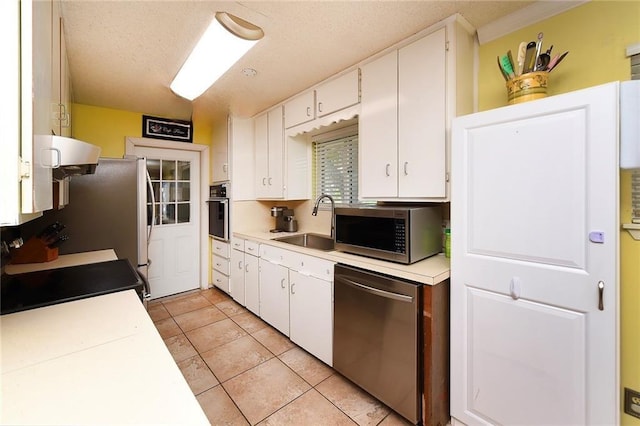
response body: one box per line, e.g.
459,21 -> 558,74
43,157 -> 153,300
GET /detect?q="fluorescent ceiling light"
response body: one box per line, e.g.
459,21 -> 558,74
170,12 -> 262,101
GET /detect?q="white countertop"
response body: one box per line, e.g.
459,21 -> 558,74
4,249 -> 118,275
233,231 -> 450,285
0,290 -> 209,425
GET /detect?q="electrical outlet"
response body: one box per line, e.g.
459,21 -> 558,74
624,387 -> 640,419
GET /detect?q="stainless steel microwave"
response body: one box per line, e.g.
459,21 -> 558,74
334,205 -> 442,264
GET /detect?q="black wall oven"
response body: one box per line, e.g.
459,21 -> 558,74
207,183 -> 229,241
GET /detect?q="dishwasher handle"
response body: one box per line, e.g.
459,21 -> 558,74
338,276 -> 414,303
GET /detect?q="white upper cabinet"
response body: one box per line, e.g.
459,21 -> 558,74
229,116 -> 255,201
254,106 -> 309,200
360,16 -> 475,201
316,69 -> 360,118
284,69 -> 360,129
284,90 -> 315,129
255,106 -> 284,198
2,0 -> 57,226
51,0 -> 71,138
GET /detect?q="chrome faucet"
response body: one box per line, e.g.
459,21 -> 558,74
312,194 -> 335,239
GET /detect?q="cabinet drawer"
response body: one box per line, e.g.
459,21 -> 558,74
230,238 -> 245,252
213,272 -> 230,292
245,240 -> 259,255
290,252 -> 334,282
212,254 -> 230,276
259,244 -> 290,265
211,240 -> 230,258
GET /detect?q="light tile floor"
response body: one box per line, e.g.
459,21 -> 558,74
149,288 -> 413,426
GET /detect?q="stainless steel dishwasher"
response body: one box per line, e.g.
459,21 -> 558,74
333,264 -> 422,424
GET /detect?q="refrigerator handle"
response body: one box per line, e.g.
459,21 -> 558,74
146,168 -> 155,242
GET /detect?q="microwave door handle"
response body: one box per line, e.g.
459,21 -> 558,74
339,277 -> 413,303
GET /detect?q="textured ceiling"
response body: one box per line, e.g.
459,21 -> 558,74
60,1 -> 535,123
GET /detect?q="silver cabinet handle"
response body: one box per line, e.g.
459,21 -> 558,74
291,282 -> 296,294
245,263 -> 249,273
598,281 -> 605,310
281,278 -> 286,289
268,177 -> 272,186
385,163 -> 390,177
238,260 -> 243,270
262,177 -> 266,186
306,106 -> 311,117
404,161 -> 408,175
318,102 -> 323,113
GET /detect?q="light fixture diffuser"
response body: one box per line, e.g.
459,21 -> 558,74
170,12 -> 262,101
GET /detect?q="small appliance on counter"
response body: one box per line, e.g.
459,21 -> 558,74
334,204 -> 442,264
270,206 -> 297,233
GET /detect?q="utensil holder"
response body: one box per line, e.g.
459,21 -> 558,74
10,237 -> 59,264
506,71 -> 548,104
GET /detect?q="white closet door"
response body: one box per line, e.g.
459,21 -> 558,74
451,82 -> 619,425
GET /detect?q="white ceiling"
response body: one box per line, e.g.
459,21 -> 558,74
60,1 -> 535,124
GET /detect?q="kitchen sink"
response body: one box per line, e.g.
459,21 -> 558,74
273,233 -> 335,251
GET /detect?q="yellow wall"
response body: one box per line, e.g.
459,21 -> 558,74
71,103 -> 214,158
478,2 -> 640,424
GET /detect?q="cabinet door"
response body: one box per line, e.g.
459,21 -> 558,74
398,28 -> 446,198
284,90 -> 315,128
316,69 -> 359,117
245,254 -> 259,315
259,258 -> 289,336
266,107 -> 284,198
254,113 -> 269,197
212,117 -> 230,183
359,50 -> 398,198
289,271 -> 332,366
230,248 -> 245,305
22,0 -> 53,214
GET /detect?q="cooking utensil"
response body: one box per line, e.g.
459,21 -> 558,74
523,41 -> 537,73
497,56 -> 509,81
547,51 -> 569,72
500,54 -> 515,79
516,42 -> 527,75
533,32 -> 543,71
536,44 -> 553,71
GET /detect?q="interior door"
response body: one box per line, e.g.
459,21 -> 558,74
133,146 -> 200,299
451,83 -> 619,425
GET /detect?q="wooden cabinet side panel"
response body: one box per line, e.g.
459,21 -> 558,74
423,280 -> 450,426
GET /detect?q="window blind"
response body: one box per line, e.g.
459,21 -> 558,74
312,134 -> 358,206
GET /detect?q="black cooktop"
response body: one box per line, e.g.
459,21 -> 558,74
1,259 -> 143,315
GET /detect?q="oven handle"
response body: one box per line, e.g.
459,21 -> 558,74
338,276 -> 413,303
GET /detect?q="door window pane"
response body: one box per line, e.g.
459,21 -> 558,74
162,160 -> 176,180
178,161 -> 190,180
162,204 -> 176,224
177,203 -> 190,223
147,159 -> 161,180
177,182 -> 190,201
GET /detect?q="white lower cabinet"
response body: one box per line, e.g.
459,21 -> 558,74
289,270 -> 333,365
258,257 -> 290,336
258,243 -> 334,365
230,238 -> 260,313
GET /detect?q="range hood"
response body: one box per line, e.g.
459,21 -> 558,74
50,135 -> 101,179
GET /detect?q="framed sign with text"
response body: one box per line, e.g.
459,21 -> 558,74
142,115 -> 193,142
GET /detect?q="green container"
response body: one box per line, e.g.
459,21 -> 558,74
444,228 -> 451,258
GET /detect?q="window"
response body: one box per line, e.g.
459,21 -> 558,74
312,128 -> 358,207
147,159 -> 191,225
